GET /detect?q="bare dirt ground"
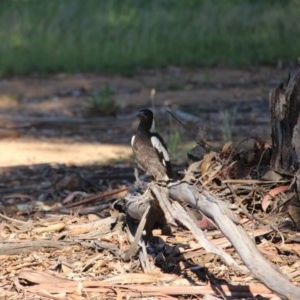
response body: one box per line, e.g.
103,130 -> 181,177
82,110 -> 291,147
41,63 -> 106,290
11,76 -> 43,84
0,66 -> 286,166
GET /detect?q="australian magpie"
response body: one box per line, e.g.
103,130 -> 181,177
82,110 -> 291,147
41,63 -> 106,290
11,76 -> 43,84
131,108 -> 173,182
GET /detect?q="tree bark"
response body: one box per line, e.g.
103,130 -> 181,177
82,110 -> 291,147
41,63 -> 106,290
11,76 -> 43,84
269,68 -> 300,174
270,67 -> 300,228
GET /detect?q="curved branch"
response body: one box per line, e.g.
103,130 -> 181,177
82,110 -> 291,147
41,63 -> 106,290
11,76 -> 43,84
169,182 -> 300,299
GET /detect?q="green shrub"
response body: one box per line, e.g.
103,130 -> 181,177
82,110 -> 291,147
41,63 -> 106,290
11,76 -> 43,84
0,0 -> 299,76
85,86 -> 118,116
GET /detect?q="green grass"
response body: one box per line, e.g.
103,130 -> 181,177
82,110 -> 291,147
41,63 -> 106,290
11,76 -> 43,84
221,106 -> 239,142
85,85 -> 118,116
0,0 -> 299,76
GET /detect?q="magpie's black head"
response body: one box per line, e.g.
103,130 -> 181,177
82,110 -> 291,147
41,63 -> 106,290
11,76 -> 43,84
137,109 -> 153,120
137,109 -> 154,132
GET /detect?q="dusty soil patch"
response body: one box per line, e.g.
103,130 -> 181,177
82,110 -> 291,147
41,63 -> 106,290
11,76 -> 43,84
0,139 -> 131,166
0,66 -> 286,166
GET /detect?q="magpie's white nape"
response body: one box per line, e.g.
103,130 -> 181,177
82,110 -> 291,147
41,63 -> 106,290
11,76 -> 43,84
131,108 -> 173,182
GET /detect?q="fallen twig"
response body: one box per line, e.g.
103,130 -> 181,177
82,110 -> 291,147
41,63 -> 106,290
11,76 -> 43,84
64,186 -> 128,208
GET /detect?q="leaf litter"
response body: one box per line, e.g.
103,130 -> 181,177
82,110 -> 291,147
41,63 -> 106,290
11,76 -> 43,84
0,136 -> 299,299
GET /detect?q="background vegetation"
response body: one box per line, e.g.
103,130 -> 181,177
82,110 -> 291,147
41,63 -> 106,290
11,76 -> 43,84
0,0 -> 299,76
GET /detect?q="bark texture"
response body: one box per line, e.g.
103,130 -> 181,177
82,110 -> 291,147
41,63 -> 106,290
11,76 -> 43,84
270,67 -> 300,227
269,68 -> 300,174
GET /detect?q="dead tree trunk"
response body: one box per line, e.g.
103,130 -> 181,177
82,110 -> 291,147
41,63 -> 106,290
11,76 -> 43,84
269,67 -> 300,227
270,67 -> 300,173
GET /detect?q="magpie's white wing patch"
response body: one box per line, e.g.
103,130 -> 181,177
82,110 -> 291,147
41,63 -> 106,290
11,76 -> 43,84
131,135 -> 135,147
150,135 -> 170,165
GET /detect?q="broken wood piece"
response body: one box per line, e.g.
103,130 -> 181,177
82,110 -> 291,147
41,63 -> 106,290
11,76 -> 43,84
124,190 -> 153,221
66,216 -> 117,236
122,204 -> 150,261
64,186 -> 128,208
151,184 -> 176,226
0,240 -> 75,255
32,222 -> 66,234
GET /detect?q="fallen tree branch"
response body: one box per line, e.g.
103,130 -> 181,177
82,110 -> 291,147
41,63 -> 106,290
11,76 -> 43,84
0,240 -> 75,255
168,182 -> 300,299
151,184 -> 248,274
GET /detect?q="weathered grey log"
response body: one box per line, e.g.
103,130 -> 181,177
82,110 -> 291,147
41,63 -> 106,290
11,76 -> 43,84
125,192 -> 152,221
151,184 -> 248,274
169,182 -> 300,300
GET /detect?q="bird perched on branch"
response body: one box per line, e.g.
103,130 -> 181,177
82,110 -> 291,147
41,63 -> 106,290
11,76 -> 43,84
131,108 -> 173,182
